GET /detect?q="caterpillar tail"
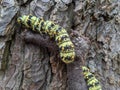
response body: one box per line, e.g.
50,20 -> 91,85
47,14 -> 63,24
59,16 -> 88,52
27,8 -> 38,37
82,66 -> 102,90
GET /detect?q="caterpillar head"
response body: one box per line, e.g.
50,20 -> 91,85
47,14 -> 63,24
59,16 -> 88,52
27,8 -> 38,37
17,15 -> 38,28
17,15 -> 26,25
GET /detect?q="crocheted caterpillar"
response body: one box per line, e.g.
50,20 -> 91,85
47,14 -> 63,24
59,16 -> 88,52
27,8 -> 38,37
82,66 -> 102,90
17,15 -> 75,63
17,15 -> 102,90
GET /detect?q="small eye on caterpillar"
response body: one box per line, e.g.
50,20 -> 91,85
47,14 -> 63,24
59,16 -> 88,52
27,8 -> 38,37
17,15 -> 75,63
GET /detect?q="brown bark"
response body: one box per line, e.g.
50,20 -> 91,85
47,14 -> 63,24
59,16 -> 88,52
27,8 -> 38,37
0,0 -> 120,90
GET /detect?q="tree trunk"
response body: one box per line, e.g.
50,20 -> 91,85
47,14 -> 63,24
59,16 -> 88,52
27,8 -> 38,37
0,0 -> 120,90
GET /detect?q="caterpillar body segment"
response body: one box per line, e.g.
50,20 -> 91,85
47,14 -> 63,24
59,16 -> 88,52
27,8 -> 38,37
17,15 -> 75,63
82,66 -> 102,90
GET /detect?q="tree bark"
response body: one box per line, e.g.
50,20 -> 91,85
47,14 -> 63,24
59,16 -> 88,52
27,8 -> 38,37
0,0 -> 120,90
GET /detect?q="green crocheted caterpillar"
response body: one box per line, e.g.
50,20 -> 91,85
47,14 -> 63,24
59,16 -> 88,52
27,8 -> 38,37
17,15 -> 102,90
17,15 -> 75,64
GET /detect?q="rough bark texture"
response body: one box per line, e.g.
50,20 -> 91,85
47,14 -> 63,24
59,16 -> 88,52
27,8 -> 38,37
0,0 -> 120,90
